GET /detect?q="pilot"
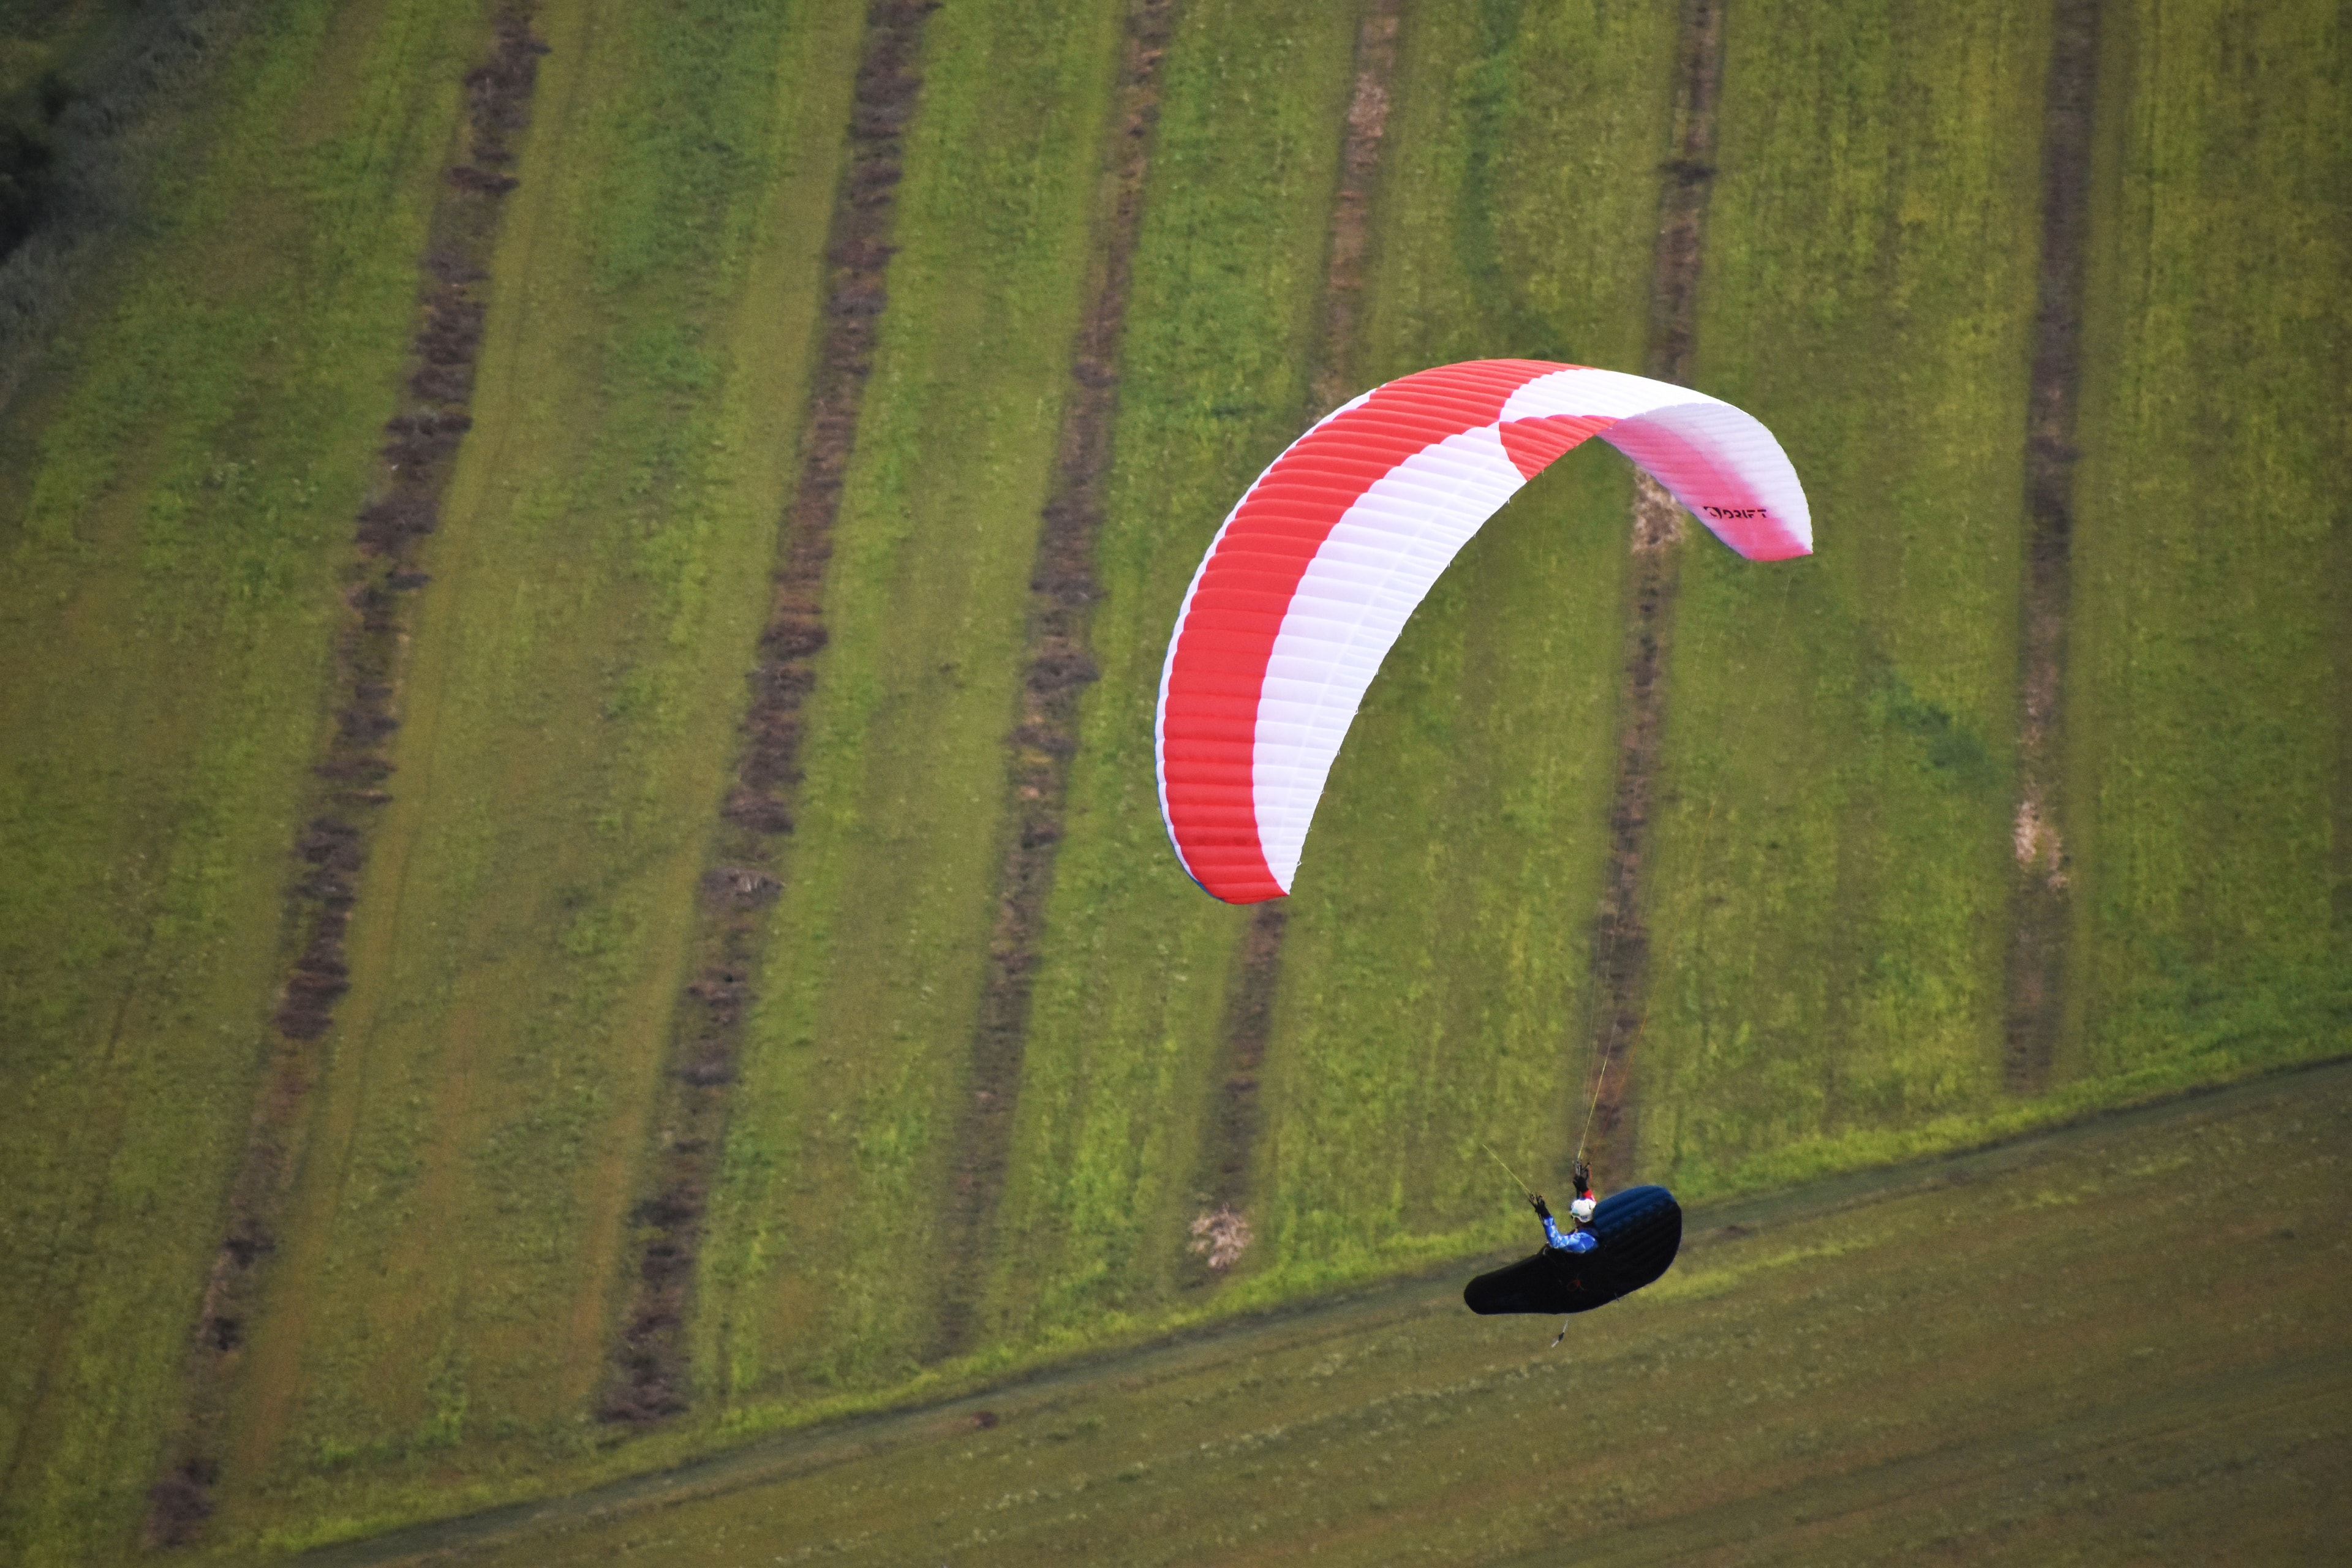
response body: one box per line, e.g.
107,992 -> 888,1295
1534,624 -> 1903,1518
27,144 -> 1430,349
1529,1160 -> 1599,1254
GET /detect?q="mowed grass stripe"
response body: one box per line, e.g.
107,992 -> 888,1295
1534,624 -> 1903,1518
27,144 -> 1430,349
1640,0 -> 2047,1197
211,0 -> 856,1547
698,0 -> 1131,1408
2062,0 -> 2351,1087
974,0 -> 1362,1351
0,2 -> 481,1559
157,15 -> 557,1546
600,0 -> 917,1434
1248,0 -> 1676,1292
932,0 -> 1182,1362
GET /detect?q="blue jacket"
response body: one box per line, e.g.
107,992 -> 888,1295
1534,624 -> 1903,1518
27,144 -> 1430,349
1544,1215 -> 1597,1254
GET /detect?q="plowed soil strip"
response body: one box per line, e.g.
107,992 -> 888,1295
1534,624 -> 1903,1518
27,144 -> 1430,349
1579,0 -> 1724,1178
1180,0 -> 1401,1286
600,0 -> 936,1426
929,0 -> 1183,1360
146,9 -> 549,1547
2002,0 -> 2098,1092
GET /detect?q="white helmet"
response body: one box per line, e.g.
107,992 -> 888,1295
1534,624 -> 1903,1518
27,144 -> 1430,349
1569,1196 -> 1597,1224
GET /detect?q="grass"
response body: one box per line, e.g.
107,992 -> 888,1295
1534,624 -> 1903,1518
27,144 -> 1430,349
202,0 -> 864,1547
0,1 -> 478,1559
2062,0 -> 2352,1088
1636,0 -> 2051,1197
695,0 -> 1131,1406
376,1062 -> 2352,1567
971,0 -> 1362,1352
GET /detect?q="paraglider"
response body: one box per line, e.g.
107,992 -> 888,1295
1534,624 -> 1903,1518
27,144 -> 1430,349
1457,1152 -> 1681,1324
1155,359 -> 1811,903
1464,1182 -> 1683,1320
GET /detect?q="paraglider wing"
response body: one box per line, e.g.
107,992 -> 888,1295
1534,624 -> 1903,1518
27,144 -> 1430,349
1155,360 -> 1809,903
1463,1184 -> 1683,1316
1461,1247 -> 1599,1316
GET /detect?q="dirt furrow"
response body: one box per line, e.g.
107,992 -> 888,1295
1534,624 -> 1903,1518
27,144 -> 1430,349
1179,0 -> 1402,1286
144,10 -> 549,1547
1577,0 -> 1724,1182
2001,0 -> 2099,1092
928,0 -> 1183,1360
1183,902 -> 1288,1280
598,0 -> 937,1426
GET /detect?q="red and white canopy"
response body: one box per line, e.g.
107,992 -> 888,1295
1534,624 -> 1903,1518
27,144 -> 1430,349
1155,358 -> 1811,904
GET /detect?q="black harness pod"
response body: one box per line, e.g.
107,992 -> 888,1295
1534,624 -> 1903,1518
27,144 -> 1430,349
1463,1184 -> 1682,1316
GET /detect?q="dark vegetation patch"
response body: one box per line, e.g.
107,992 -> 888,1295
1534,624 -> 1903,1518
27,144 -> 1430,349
1181,0 -> 1401,1286
143,1455 -> 218,1549
2003,0 -> 2100,1091
1874,668 -> 1998,790
601,0 -> 938,1428
0,0 -> 267,398
928,0 -> 1180,1362
1645,0 -> 1723,391
1578,0 -> 1724,1178
0,118 -> 57,258
143,10 -> 548,1545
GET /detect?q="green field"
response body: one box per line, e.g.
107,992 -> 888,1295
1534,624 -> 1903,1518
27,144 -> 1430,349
976,0 -> 1365,1354
1235,0 -> 1675,1290
0,0 -> 2342,1559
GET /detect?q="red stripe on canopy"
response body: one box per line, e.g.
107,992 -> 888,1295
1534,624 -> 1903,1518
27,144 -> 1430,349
1161,360 -> 1564,899
1498,413 -> 1616,478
